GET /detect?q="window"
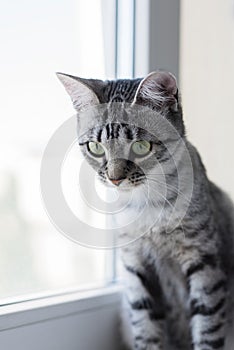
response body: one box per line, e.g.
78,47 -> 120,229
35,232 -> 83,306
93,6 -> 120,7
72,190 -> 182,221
0,0 -> 119,304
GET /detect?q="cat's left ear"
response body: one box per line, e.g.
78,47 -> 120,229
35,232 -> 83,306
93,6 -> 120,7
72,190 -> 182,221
132,71 -> 179,112
56,73 -> 103,112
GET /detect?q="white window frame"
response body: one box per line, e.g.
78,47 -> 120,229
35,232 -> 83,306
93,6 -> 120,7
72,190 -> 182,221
0,1 -> 180,349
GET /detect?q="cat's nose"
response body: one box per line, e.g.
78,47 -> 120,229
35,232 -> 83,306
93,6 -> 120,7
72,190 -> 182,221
107,158 -> 128,185
108,177 -> 125,186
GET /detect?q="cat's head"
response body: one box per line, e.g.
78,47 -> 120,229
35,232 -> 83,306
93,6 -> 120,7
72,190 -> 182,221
57,71 -> 185,191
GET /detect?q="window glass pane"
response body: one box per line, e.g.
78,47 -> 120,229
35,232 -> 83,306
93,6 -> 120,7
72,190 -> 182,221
0,0 -> 116,303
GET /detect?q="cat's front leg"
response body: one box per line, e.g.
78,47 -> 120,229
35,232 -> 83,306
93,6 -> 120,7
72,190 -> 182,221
181,253 -> 227,350
122,249 -> 165,350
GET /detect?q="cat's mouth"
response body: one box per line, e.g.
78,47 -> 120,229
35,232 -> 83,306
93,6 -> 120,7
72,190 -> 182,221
98,175 -> 145,190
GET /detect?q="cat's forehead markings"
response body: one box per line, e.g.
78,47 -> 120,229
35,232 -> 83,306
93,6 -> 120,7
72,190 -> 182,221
106,102 -> 127,122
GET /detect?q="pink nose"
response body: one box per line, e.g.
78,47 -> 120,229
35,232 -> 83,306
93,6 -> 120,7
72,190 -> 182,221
109,179 -> 123,186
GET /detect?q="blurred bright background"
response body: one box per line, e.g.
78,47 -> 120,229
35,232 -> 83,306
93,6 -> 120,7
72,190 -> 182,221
0,0 -> 117,302
0,0 -> 234,303
180,0 -> 234,199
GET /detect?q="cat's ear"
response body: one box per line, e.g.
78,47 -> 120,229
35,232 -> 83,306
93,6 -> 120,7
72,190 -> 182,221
132,71 -> 179,111
56,73 -> 102,112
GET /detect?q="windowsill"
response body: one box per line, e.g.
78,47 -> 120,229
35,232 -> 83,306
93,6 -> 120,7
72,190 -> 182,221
0,283 -> 123,331
0,284 -> 124,350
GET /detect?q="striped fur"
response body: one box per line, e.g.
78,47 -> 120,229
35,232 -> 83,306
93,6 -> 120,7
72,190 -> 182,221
57,71 -> 234,350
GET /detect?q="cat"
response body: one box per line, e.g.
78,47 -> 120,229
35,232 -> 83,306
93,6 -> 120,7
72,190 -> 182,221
57,71 -> 234,350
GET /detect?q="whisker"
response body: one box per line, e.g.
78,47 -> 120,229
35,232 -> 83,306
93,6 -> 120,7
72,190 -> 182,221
141,185 -> 165,213
146,186 -> 175,211
145,177 -> 191,204
146,187 -> 188,235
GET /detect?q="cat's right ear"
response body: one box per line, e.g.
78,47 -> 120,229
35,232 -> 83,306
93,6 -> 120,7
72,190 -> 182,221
56,73 -> 100,112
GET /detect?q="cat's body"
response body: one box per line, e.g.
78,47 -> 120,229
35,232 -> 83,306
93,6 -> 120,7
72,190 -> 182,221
120,142 -> 234,350
57,71 -> 234,350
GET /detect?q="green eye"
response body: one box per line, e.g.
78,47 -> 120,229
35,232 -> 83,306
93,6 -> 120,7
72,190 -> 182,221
88,142 -> 105,157
131,140 -> 151,157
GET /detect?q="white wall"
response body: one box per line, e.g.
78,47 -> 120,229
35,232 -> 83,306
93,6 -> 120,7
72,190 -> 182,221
180,0 -> 234,200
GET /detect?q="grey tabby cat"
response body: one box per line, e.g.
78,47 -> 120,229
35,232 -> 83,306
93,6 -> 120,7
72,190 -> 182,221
57,71 -> 234,350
